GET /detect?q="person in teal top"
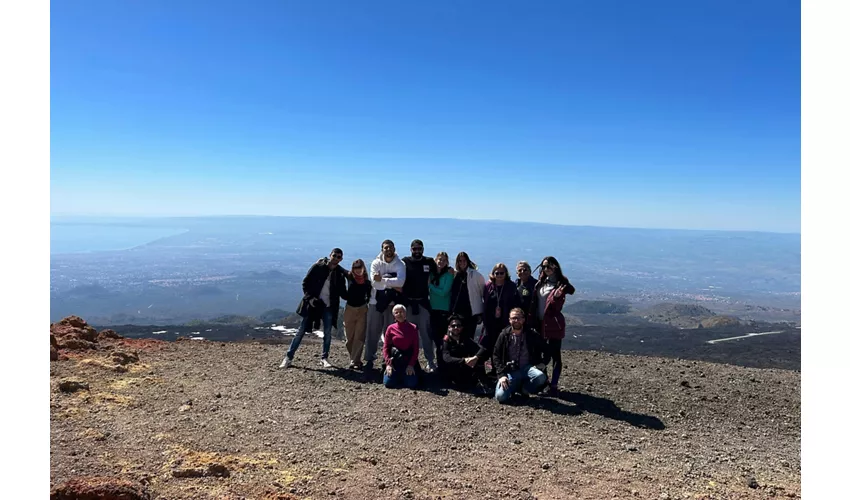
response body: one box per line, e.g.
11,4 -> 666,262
429,251 -> 455,369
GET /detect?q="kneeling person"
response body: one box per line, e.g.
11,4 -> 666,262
382,304 -> 420,389
492,308 -> 548,403
441,315 -> 488,389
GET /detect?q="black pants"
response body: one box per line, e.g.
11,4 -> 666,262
442,363 -> 487,389
542,338 -> 563,388
430,310 -> 449,367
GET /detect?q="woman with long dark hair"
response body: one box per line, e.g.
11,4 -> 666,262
530,255 -> 575,395
428,251 -> 454,369
448,251 -> 486,340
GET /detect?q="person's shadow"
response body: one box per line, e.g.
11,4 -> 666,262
542,391 -> 665,430
297,365 -> 449,396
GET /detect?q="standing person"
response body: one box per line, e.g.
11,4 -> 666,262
530,256 -> 576,395
428,251 -> 454,370
492,308 -> 549,404
382,305 -> 420,389
479,263 -> 521,364
342,259 -> 371,369
441,314 -> 489,391
279,248 -> 347,369
363,240 -> 406,373
401,239 -> 438,373
515,260 -> 538,320
448,251 -> 486,340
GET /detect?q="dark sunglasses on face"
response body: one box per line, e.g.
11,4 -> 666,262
494,271 -> 506,276
332,254 -> 343,260
517,268 -> 529,273
542,264 -> 556,270
411,246 -> 423,251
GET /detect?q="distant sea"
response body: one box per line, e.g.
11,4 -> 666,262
50,222 -> 186,254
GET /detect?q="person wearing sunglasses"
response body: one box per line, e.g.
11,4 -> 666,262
529,255 -> 576,395
279,248 -> 348,369
341,258 -> 372,369
515,260 -> 538,320
401,239 -> 439,374
441,314 -> 489,391
479,262 -> 520,373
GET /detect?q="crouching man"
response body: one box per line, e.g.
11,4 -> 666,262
441,314 -> 489,391
492,308 -> 548,403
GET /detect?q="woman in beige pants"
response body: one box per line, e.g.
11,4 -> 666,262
342,259 -> 372,369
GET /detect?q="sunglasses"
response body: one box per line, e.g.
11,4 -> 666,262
542,264 -> 556,270
331,254 -> 343,260
411,246 -> 424,251
517,268 -> 530,273
494,271 -> 506,276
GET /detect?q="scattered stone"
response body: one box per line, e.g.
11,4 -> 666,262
542,463 -> 551,470
58,378 -> 89,393
59,339 -> 98,351
111,351 -> 139,365
747,477 -> 759,489
680,380 -> 691,388
50,476 -> 150,500
98,328 -> 122,340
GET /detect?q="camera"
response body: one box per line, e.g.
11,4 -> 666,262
505,360 -> 518,373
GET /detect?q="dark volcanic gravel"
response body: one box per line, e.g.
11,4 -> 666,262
51,337 -> 801,499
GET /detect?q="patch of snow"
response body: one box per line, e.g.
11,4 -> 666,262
152,330 -> 167,335
190,336 -> 206,341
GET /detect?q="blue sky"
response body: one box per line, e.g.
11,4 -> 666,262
50,0 -> 800,232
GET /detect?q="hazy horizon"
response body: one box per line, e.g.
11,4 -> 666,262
50,214 -> 802,237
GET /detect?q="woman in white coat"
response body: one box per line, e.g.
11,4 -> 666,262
448,251 -> 486,340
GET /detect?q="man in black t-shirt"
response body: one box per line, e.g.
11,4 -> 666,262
401,239 -> 438,373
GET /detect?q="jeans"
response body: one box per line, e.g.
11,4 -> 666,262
494,365 -> 548,403
286,308 -> 334,360
383,368 -> 418,388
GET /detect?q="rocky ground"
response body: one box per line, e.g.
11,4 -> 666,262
50,318 -> 800,500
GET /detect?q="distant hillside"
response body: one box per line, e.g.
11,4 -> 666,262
641,303 -> 718,329
566,300 -> 632,315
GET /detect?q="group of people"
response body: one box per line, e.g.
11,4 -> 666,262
278,239 -> 576,404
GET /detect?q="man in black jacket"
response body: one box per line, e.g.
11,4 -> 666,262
279,248 -> 347,369
441,315 -> 489,390
492,308 -> 548,403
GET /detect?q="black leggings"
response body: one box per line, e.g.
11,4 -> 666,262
430,310 -> 449,367
543,338 -> 563,388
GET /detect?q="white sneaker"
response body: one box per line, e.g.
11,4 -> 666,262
426,363 -> 438,374
320,359 -> 332,368
279,357 -> 292,369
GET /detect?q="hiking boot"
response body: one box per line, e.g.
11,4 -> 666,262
279,357 -> 292,369
320,358 -> 332,368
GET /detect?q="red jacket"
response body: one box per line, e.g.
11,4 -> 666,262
541,288 -> 567,339
530,278 -> 575,340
